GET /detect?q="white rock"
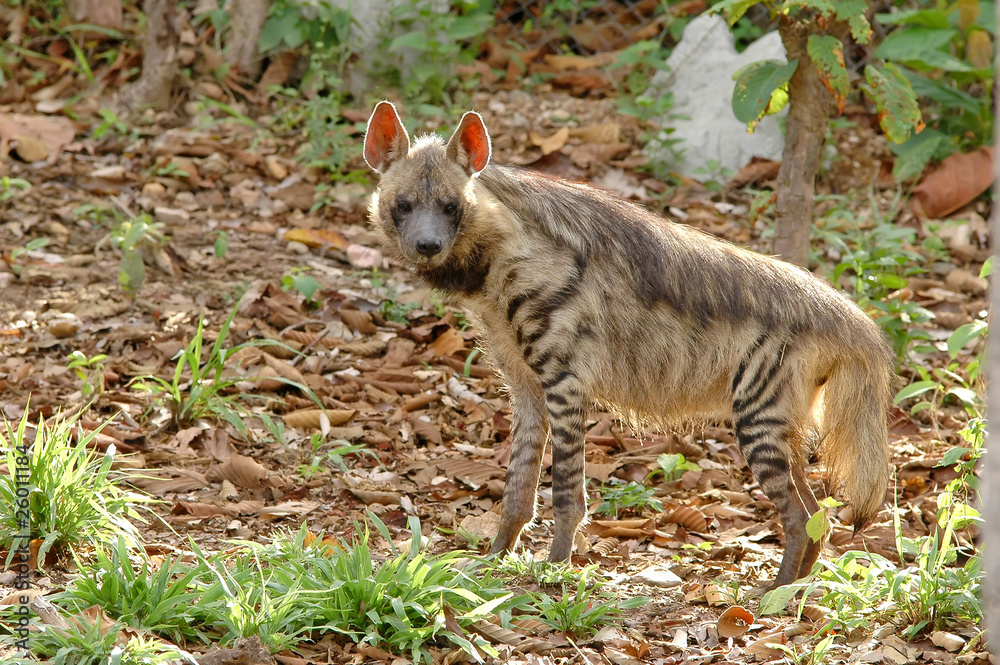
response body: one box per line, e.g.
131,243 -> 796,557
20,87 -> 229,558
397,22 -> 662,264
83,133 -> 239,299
646,14 -> 787,177
931,631 -> 965,652
631,565 -> 683,588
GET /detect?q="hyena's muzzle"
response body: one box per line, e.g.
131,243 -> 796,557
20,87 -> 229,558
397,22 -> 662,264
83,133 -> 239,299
393,197 -> 460,265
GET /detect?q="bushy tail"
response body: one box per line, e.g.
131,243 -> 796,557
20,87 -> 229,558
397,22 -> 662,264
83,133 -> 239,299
818,347 -> 894,531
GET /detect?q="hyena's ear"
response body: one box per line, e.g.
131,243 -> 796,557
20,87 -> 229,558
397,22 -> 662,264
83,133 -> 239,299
364,101 -> 410,173
446,111 -> 492,176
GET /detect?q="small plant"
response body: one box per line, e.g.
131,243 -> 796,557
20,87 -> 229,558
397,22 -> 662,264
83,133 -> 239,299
761,422 -> 984,638
0,410 -> 156,565
651,452 -> 700,483
491,550 -> 581,587
103,213 -> 167,294
26,613 -> 195,665
528,566 -> 648,638
211,230 -> 228,259
693,158 -> 736,196
130,301 -> 318,432
92,108 -> 131,141
281,266 -> 320,304
595,481 -> 663,518
7,236 -> 50,276
67,350 -> 108,398
0,175 -> 31,203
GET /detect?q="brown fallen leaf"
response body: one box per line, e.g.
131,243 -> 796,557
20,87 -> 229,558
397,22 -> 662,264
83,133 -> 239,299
911,146 -> 994,218
529,127 -> 570,156
665,505 -> 709,532
431,327 -> 466,357
282,408 -> 356,430
215,454 -> 268,489
283,227 -> 349,251
568,121 -> 620,144
545,52 -> 618,71
717,605 -> 754,638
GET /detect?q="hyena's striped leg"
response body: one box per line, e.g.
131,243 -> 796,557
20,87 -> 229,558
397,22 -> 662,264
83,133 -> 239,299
542,370 -> 588,562
732,340 -> 820,588
489,380 -> 547,555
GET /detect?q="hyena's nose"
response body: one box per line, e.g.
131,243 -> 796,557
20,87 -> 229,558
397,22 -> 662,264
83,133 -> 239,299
416,238 -> 442,257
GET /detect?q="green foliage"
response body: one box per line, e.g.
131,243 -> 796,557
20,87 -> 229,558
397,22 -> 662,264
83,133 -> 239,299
595,481 -> 662,517
875,4 -> 994,180
527,567 -> 649,638
281,266 -> 320,304
0,175 -> 31,202
731,58 -> 797,127
713,1 -> 923,143
130,301 -> 318,432
259,0 -> 352,53
66,350 -> 108,398
490,550 -> 581,586
7,235 -> 49,276
652,452 -> 700,482
105,213 -> 166,295
381,0 -> 493,110
56,536 -> 206,645
761,422 -> 984,639
92,108 -> 132,141
24,615 -> 194,665
0,410 -> 155,565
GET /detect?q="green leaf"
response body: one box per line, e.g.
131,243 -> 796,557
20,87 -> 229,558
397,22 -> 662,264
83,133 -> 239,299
863,63 -> 922,143
947,320 -> 987,358
890,129 -> 945,182
875,8 -> 950,28
875,28 -> 974,71
118,248 -> 146,294
214,231 -> 228,258
946,386 -> 979,407
707,0 -> 759,25
980,256 -> 994,278
731,59 -> 798,125
806,508 -> 828,543
389,32 -> 433,52
893,380 -> 938,405
834,0 -> 872,43
259,7 -> 301,52
807,35 -> 849,101
937,446 -> 970,468
759,584 -> 799,615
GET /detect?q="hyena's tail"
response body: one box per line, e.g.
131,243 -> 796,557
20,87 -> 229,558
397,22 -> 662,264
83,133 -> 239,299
818,345 -> 894,531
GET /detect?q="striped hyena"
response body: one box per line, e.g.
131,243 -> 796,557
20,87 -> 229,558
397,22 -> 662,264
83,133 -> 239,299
363,101 -> 894,588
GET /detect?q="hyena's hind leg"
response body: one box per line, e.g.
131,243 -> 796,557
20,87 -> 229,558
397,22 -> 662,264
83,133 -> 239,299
731,339 -> 822,588
490,371 -> 549,556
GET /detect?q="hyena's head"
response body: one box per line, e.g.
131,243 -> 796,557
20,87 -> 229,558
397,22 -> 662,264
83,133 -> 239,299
363,101 -> 491,269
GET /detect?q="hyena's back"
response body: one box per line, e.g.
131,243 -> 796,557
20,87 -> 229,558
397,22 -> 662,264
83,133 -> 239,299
364,103 -> 893,588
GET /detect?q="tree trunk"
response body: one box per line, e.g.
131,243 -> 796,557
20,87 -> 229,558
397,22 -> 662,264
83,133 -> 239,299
772,16 -> 833,268
225,0 -> 270,81
120,0 -> 178,111
986,121 -> 1000,656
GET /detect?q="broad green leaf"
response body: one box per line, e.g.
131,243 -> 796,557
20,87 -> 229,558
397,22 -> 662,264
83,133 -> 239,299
759,584 -> 800,615
947,320 -> 987,358
834,0 -> 872,43
731,59 -> 798,125
863,63 -> 922,143
979,256 -> 993,278
807,35 -> 849,103
937,446 -> 970,468
118,248 -> 146,294
708,0 -> 759,25
806,509 -> 828,543
899,68 -> 984,114
943,501 -> 981,529
890,129 -> 945,182
875,8 -> 950,28
875,27 -> 956,60
389,32 -> 433,52
946,386 -> 979,407
259,7 -> 301,52
893,380 -> 938,405
447,15 -> 493,40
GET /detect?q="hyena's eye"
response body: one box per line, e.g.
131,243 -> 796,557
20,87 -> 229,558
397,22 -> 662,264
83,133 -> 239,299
396,200 -> 412,214
443,202 -> 457,215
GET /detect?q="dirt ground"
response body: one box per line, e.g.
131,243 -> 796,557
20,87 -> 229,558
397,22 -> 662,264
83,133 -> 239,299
0,83 -> 989,664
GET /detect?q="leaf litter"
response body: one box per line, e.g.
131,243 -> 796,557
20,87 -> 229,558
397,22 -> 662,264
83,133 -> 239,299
0,57 -> 991,665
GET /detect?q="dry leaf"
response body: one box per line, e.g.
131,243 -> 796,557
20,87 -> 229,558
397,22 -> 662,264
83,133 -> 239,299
217,454 -> 268,489
911,147 -> 994,218
437,458 -> 505,489
568,121 -> 620,144
717,605 -> 754,638
282,227 -> 349,250
745,631 -> 786,657
339,308 -> 378,335
704,584 -> 734,606
665,506 -> 708,532
966,30 -> 992,68
545,52 -> 617,71
529,127 -> 570,155
283,408 -> 355,430
431,327 -> 466,357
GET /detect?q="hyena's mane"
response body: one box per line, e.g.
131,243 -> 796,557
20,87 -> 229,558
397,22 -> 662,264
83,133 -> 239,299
478,165 -> 856,337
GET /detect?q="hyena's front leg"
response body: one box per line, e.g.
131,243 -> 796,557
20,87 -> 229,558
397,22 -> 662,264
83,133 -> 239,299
489,374 -> 547,555
541,370 -> 588,561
